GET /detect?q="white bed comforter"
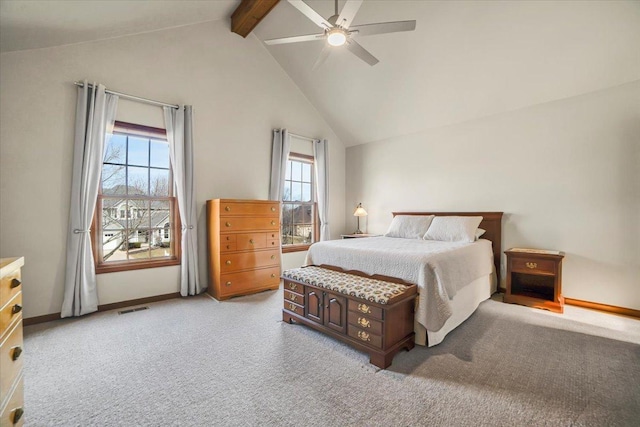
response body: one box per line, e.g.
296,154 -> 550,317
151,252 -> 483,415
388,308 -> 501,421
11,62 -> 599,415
305,237 -> 493,332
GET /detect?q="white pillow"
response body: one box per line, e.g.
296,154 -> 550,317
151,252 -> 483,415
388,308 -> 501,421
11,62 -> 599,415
423,216 -> 483,243
475,228 -> 486,240
385,215 -> 435,239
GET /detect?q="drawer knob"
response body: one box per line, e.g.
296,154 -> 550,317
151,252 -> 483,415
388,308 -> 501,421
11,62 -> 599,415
11,346 -> 23,361
12,304 -> 23,314
357,331 -> 371,342
525,262 -> 537,269
288,283 -> 297,291
10,278 -> 21,288
290,295 -> 297,302
271,207 -> 276,212
271,220 -> 276,226
271,274 -> 276,278
249,239 -> 255,244
287,303 -> 295,311
226,260 -> 232,265
357,317 -> 371,328
225,222 -> 231,227
12,407 -> 24,424
225,281 -> 232,287
357,303 -> 371,314
226,245 -> 231,250
225,206 -> 231,211
271,255 -> 276,260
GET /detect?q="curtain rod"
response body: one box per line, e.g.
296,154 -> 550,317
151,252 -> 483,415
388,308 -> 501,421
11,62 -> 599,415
275,129 -> 317,142
73,81 -> 179,110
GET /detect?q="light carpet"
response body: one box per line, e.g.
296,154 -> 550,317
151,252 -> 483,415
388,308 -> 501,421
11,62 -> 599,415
23,289 -> 640,426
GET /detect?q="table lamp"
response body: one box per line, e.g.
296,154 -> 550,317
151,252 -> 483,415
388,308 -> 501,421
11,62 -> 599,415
353,203 -> 367,234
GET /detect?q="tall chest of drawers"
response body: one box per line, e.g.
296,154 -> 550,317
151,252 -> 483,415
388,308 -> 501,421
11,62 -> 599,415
206,199 -> 281,300
0,257 -> 25,426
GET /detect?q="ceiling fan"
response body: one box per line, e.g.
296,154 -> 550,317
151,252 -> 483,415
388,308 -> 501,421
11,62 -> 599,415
264,0 -> 416,68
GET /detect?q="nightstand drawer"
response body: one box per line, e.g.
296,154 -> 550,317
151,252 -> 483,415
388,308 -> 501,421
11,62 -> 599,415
511,258 -> 555,275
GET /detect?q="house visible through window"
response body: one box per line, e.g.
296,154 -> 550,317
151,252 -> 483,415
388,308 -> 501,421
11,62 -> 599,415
94,121 -> 180,273
282,153 -> 318,252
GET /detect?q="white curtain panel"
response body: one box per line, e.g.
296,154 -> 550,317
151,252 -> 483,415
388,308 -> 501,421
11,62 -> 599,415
268,129 -> 290,201
62,82 -> 118,317
163,106 -> 202,296
313,139 -> 330,241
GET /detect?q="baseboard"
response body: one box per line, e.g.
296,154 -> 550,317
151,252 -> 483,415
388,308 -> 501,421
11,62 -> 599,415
24,313 -> 61,326
23,292 -> 181,326
564,297 -> 640,319
97,292 -> 181,312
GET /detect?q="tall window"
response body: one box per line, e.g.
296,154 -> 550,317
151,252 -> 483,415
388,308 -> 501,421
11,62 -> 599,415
94,121 -> 180,273
281,153 -> 318,252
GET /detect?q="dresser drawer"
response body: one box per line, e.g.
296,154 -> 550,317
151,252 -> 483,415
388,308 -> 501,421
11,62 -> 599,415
220,217 -> 279,232
0,321 -> 23,403
0,293 -> 22,337
219,202 -> 279,217
284,290 -> 304,305
348,325 -> 383,349
0,269 -> 21,307
0,373 -> 24,427
218,267 -> 281,296
236,233 -> 267,250
220,250 -> 280,273
220,241 -> 237,252
348,311 -> 383,335
511,258 -> 555,275
348,300 -> 383,321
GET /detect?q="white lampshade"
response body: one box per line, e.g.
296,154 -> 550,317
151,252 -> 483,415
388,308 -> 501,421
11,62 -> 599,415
353,203 -> 367,217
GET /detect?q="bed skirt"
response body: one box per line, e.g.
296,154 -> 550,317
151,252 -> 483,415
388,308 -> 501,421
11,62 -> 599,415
415,271 -> 496,346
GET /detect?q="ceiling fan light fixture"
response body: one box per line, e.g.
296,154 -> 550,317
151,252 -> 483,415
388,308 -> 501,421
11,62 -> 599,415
327,29 -> 347,46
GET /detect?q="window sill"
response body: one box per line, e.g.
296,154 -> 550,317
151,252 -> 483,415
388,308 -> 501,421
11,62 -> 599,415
282,244 -> 312,254
96,257 -> 180,274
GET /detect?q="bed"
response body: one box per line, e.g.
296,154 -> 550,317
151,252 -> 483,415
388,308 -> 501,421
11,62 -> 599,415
305,211 -> 503,346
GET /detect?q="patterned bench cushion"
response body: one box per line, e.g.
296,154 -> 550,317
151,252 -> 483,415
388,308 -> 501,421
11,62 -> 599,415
282,266 -> 410,305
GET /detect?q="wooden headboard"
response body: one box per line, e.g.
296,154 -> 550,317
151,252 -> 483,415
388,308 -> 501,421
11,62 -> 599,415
392,211 -> 504,284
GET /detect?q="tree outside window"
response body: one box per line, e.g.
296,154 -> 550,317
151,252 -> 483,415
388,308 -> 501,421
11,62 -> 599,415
94,122 -> 180,273
281,153 -> 318,252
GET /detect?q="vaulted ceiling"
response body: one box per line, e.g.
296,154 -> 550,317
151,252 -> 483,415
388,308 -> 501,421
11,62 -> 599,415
2,0 -> 639,147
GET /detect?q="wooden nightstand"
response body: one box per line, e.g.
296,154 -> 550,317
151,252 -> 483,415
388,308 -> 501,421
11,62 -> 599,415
340,234 -> 381,239
504,248 -> 565,313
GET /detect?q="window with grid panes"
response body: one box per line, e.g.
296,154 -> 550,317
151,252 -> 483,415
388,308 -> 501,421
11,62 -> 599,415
281,153 -> 318,252
94,121 -> 180,273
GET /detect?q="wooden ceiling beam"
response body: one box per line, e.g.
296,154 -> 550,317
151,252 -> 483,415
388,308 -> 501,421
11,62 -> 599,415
231,0 -> 281,38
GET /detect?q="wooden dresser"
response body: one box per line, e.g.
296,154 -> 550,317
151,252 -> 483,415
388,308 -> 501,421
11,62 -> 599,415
0,257 -> 25,426
206,199 -> 281,300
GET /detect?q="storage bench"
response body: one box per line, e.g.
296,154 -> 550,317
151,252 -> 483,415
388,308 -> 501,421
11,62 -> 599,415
282,265 -> 417,369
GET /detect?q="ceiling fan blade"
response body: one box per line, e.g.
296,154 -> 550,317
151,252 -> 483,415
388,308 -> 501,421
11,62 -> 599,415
345,39 -> 379,66
264,33 -> 325,45
287,0 -> 333,29
312,44 -> 332,70
336,0 -> 363,29
349,20 -> 416,37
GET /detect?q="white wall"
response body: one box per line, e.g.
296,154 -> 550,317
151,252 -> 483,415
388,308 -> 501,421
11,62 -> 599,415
346,81 -> 640,310
0,20 -> 346,318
